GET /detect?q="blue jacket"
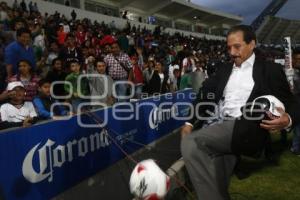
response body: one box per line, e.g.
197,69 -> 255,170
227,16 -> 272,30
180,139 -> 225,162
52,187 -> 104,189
33,96 -> 67,119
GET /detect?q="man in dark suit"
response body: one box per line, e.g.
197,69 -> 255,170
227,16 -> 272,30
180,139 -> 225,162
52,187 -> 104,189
180,25 -> 300,200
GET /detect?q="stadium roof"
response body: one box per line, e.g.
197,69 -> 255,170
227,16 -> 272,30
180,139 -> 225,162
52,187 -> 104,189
256,16 -> 300,45
105,0 -> 243,26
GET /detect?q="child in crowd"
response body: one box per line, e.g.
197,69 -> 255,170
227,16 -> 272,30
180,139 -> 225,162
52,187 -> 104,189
0,81 -> 38,130
33,79 -> 69,120
86,57 -> 114,108
9,60 -> 40,101
64,59 -> 89,113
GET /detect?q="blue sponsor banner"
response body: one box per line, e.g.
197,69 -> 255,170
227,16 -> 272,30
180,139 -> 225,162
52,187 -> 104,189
0,90 -> 194,200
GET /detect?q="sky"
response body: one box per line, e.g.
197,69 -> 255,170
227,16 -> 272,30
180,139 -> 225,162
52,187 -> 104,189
192,0 -> 300,24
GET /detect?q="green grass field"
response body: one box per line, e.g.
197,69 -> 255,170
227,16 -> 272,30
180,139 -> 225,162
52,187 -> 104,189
229,135 -> 300,200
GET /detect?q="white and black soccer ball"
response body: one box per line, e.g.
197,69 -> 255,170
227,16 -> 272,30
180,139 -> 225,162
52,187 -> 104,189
129,159 -> 170,200
250,95 -> 285,118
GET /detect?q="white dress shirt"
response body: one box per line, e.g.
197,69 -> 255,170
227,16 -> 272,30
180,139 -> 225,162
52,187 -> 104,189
219,53 -> 255,118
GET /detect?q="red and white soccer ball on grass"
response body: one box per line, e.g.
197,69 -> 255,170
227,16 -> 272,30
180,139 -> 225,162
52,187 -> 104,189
129,159 -> 170,200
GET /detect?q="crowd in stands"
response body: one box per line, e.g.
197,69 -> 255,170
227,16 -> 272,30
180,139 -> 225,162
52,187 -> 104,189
0,1 -> 294,131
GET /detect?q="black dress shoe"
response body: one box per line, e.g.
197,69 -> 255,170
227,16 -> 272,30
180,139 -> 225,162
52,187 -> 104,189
234,168 -> 250,180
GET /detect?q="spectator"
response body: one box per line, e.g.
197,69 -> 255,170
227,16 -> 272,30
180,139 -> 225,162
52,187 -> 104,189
65,0 -> 70,6
109,20 -> 116,31
46,42 -> 60,67
143,59 -> 154,82
46,58 -> 67,99
71,9 -> 77,21
143,60 -> 155,93
86,57 -> 114,108
57,24 -> 67,45
122,11 -> 128,19
5,28 -> 36,78
75,24 -> 86,47
190,61 -> 206,94
20,0 -> 27,12
0,81 -> 38,130
156,61 -> 169,93
168,60 -> 180,83
129,55 -> 144,99
148,61 -> 169,94
118,31 -> 129,53
104,42 -> 132,101
170,66 -> 180,92
0,4 -> 7,23
33,79 -> 68,120
12,0 -> 19,10
28,1 -> 33,14
182,51 -> 196,75
64,59 -> 89,113
59,34 -> 83,70
180,64 -> 192,90
32,2 -> 38,13
8,60 -> 40,101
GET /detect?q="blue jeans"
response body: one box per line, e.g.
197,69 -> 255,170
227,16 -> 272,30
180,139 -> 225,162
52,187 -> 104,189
135,85 -> 143,99
292,124 -> 300,152
115,81 -> 128,102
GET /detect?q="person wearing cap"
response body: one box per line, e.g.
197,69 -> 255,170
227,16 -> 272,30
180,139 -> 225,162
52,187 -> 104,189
0,81 -> 38,130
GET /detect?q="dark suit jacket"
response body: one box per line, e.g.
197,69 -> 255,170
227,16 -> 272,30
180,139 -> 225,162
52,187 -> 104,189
191,58 -> 300,157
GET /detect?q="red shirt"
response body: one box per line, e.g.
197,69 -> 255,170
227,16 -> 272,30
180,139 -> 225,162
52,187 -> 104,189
57,31 -> 67,45
75,31 -> 86,46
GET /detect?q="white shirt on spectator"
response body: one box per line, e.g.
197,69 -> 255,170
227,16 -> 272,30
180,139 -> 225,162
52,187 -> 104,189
63,24 -> 70,33
0,102 -> 37,122
0,10 -> 7,21
219,53 -> 255,118
182,57 -> 196,74
168,64 -> 179,81
33,34 -> 46,51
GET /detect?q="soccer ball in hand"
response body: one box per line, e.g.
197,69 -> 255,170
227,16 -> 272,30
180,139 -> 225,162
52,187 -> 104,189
250,95 -> 285,119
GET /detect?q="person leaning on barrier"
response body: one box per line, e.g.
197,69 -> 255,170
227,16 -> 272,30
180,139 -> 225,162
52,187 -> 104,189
180,25 -> 300,200
86,57 -> 114,108
33,79 -> 69,120
0,81 -> 39,130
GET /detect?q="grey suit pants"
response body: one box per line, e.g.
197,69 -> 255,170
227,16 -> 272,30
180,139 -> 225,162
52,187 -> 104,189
181,120 -> 237,200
